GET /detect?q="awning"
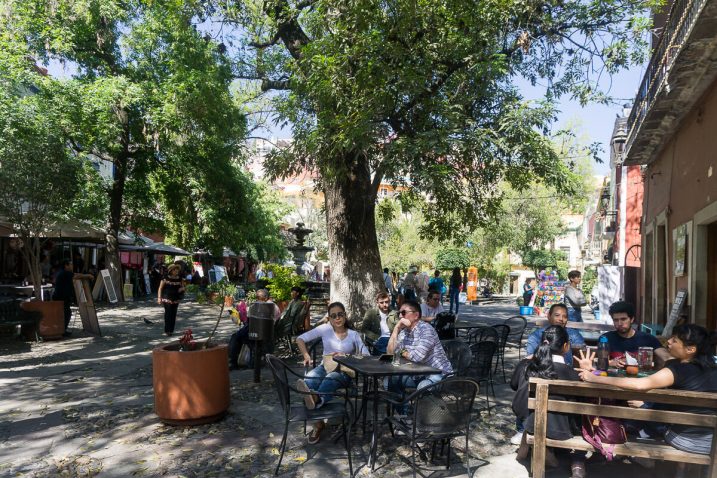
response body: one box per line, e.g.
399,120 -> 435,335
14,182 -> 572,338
147,242 -> 190,256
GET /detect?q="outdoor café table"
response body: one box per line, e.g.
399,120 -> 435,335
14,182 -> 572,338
333,354 -> 441,470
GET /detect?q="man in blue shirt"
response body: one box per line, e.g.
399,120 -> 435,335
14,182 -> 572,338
525,303 -> 584,366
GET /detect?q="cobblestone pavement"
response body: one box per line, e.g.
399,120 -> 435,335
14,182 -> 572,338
0,299 -> 682,477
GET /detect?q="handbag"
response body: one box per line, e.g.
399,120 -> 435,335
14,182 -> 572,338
322,355 -> 356,378
581,398 -> 627,461
237,344 -> 251,367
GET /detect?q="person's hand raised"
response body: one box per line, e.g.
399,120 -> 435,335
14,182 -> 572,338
398,317 -> 412,329
575,349 -> 595,371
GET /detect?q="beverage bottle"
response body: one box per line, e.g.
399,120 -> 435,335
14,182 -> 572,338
596,336 -> 610,371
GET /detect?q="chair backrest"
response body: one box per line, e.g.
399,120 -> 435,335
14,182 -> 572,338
412,378 -> 479,436
504,316 -> 528,343
265,354 -> 291,415
467,341 -> 497,379
442,340 -> 472,376
468,326 -> 498,344
492,324 -> 510,350
307,339 -> 323,367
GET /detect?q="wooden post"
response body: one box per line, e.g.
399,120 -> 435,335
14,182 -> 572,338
532,382 -> 549,478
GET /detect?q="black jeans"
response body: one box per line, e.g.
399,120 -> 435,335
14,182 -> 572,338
62,299 -> 72,330
163,303 -> 179,334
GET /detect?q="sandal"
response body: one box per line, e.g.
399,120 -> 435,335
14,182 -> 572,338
308,423 -> 324,444
296,379 -> 317,410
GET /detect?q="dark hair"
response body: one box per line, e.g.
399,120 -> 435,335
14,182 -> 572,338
375,291 -> 390,301
327,301 -> 354,329
290,286 -> 304,295
548,303 -> 568,317
608,301 -> 635,319
434,270 -> 440,277
383,267 -> 389,273
427,290 -> 440,300
62,259 -> 72,267
526,325 -> 569,380
672,324 -> 717,369
568,270 -> 581,280
400,300 -> 422,318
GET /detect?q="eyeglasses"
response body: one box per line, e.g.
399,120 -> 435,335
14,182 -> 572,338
399,309 -> 417,316
329,312 -> 347,319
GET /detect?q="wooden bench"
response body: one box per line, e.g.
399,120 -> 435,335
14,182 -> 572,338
0,299 -> 42,342
527,377 -> 717,478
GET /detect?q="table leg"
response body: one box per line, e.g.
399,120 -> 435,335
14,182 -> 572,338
369,376 -> 380,470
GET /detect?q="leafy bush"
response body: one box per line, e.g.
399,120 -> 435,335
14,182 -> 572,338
265,264 -> 304,301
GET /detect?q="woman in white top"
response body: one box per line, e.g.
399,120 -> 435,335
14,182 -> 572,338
295,301 -> 368,443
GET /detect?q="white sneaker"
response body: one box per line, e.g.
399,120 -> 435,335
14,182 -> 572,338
510,431 -> 524,445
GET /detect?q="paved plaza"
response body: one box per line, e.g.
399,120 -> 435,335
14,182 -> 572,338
0,299 -> 687,477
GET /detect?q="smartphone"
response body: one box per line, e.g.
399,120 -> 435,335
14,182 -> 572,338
379,354 -> 393,362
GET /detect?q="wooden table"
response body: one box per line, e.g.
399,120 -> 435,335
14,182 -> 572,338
334,355 -> 441,471
533,319 -> 614,332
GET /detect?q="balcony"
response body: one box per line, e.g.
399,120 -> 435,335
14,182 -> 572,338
624,0 -> 717,165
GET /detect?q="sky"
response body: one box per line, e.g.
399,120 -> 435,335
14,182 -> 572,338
47,53 -> 648,177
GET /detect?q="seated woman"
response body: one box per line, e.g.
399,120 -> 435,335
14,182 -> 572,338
295,301 -> 368,444
512,325 -> 586,478
578,324 -> 717,477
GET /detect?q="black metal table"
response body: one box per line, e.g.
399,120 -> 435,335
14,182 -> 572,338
333,355 -> 441,470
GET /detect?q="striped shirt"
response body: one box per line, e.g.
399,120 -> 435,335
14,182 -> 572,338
397,321 -> 453,374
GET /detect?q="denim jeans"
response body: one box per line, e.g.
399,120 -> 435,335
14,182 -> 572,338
371,336 -> 389,355
305,364 -> 352,405
449,287 -> 460,314
568,307 -> 583,322
388,373 -> 445,414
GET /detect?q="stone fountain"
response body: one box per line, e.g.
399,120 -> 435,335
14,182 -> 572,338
287,222 -> 314,275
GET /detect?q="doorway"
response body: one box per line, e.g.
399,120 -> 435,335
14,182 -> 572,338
707,224 -> 717,332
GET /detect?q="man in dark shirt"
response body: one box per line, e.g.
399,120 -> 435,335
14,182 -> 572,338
600,300 -> 672,369
52,260 -> 94,336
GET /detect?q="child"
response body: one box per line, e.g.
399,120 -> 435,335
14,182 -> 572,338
511,325 -> 586,478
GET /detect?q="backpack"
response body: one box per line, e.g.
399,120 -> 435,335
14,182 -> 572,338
581,400 -> 627,461
434,312 -> 456,340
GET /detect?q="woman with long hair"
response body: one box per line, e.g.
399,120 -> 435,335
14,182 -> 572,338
579,323 -> 717,477
448,267 -> 462,315
295,301 -> 368,444
157,263 -> 184,336
511,325 -> 586,478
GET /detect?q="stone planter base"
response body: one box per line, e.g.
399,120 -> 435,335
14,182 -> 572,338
152,343 -> 230,425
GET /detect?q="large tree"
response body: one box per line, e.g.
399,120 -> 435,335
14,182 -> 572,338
219,0 -> 650,315
1,0 -> 257,297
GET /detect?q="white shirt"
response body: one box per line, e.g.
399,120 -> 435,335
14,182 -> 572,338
379,310 -> 391,337
420,303 -> 445,319
298,324 -> 369,355
552,354 -> 566,364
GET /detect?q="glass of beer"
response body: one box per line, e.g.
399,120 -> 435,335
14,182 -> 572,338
638,347 -> 653,372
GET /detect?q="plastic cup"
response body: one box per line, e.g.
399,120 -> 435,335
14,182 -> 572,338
638,347 -> 653,371
392,351 -> 402,366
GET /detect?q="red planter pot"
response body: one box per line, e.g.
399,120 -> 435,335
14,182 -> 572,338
152,343 -> 230,425
21,300 -> 64,340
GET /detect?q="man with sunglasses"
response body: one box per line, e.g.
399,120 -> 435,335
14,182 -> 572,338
387,301 -> 453,400
420,290 -> 445,323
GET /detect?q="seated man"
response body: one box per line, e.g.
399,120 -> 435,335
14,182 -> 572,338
525,303 -> 585,366
274,286 -> 308,341
387,300 -> 453,400
361,291 -> 398,355
420,290 -> 445,322
601,300 -> 672,369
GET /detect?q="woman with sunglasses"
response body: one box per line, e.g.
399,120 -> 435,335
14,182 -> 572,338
295,301 -> 368,443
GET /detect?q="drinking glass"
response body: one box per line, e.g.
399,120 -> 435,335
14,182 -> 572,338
392,350 -> 403,367
638,347 -> 653,371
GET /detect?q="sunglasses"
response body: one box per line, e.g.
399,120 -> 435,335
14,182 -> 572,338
399,309 -> 417,316
329,312 -> 347,319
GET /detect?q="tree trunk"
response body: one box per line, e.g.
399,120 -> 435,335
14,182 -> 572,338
324,157 -> 384,324
105,150 -> 128,302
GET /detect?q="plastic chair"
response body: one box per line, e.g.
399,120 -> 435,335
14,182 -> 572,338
491,324 -> 510,382
442,340 -> 472,377
466,341 -> 497,413
504,315 -> 528,359
384,378 -> 479,478
467,325 -> 498,345
265,354 -> 354,476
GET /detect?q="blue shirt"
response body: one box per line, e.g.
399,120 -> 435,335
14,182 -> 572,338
525,326 -> 585,366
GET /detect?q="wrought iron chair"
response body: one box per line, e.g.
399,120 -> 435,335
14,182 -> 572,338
442,340 -> 472,377
383,378 -> 479,478
504,315 -> 528,359
466,341 -> 497,413
265,354 -> 354,476
466,325 -> 498,345
491,324 -> 510,382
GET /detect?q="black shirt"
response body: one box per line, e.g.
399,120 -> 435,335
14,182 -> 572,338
600,330 -> 664,360
52,270 -> 75,301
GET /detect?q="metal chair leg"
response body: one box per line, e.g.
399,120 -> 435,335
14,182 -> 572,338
275,421 -> 289,475
344,415 -> 353,477
446,438 -> 451,469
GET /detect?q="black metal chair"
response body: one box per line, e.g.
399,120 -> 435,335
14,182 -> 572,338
466,341 -> 497,413
434,312 -> 456,340
307,339 -> 323,367
265,354 -> 354,476
384,378 -> 479,478
504,315 -> 528,359
491,324 -> 510,382
466,325 -> 498,345
442,340 -> 472,377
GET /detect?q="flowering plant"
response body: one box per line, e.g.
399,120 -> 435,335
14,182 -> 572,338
179,329 -> 198,351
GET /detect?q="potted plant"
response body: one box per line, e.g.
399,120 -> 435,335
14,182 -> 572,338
265,264 -> 304,311
0,88 -> 82,339
152,298 -> 231,425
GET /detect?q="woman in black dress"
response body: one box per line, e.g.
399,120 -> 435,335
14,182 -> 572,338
157,264 -> 185,336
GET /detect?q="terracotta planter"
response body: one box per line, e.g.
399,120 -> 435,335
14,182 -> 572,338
21,300 -> 64,340
152,343 -> 230,425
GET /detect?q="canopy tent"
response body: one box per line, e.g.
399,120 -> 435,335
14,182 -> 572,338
147,242 -> 190,256
0,219 -> 105,240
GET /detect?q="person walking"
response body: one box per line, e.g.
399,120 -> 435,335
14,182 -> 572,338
157,264 -> 185,337
403,266 -> 418,301
448,267 -> 462,315
522,278 -> 535,306
564,270 -> 587,322
428,270 -> 445,303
